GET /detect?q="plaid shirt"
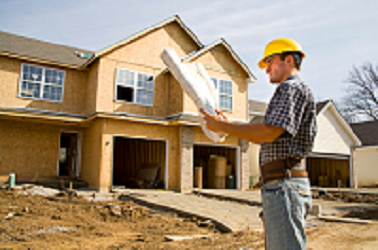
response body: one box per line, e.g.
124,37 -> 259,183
260,74 -> 317,166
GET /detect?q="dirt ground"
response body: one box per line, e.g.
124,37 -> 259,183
1,188 -> 378,250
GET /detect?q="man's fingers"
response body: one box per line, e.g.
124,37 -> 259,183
200,108 -> 212,117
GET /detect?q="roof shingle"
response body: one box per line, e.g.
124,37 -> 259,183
0,30 -> 94,67
350,120 -> 378,146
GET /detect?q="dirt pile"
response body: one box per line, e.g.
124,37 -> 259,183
1,186 -> 378,249
0,188 -> 266,249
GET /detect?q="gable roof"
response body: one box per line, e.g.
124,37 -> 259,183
316,100 -> 330,115
82,15 -> 202,68
183,39 -> 256,83
350,120 -> 378,146
317,100 -> 361,146
0,30 -> 94,68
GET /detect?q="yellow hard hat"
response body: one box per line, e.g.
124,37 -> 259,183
258,38 -> 306,69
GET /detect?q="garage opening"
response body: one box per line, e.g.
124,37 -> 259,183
307,156 -> 350,188
112,137 -> 166,189
193,145 -> 237,189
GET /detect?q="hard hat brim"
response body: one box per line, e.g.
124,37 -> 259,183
258,52 -> 306,70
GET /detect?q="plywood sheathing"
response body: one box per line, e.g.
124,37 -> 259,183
97,21 -> 199,118
81,119 -> 104,190
85,60 -> 100,115
82,15 -> 202,68
0,119 -> 66,178
182,44 -> 249,120
0,56 -> 89,116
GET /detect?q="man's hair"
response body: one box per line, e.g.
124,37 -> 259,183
279,52 -> 303,70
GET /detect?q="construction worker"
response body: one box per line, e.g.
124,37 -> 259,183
200,38 -> 317,250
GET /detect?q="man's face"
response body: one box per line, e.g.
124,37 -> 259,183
265,54 -> 287,84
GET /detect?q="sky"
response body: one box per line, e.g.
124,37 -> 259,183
0,0 -> 377,104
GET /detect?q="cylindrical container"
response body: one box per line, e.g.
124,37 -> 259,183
9,173 -> 16,189
226,175 -> 235,189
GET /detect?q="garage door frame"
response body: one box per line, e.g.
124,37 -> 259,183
112,136 -> 169,189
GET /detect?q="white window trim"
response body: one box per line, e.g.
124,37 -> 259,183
212,77 -> 234,112
18,63 -> 65,103
114,68 -> 154,107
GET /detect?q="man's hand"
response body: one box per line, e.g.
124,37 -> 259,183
200,109 -> 231,133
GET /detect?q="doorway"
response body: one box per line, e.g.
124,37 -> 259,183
58,133 -> 78,177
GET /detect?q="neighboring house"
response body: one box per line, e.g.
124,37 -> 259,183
0,15 -> 256,192
248,99 -> 361,188
350,120 -> 378,187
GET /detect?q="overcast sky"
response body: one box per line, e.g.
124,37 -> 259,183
1,0 -> 377,104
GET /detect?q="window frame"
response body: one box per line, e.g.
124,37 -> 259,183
114,67 -> 154,107
18,63 -> 65,103
211,77 -> 234,112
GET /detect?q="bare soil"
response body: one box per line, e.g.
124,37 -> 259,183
1,188 -> 378,250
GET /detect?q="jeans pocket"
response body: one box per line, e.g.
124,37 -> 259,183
289,184 -> 312,219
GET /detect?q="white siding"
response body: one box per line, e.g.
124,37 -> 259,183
354,147 -> 378,187
313,109 -> 354,155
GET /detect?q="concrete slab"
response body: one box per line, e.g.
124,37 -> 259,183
117,189 -> 263,232
110,188 -> 378,232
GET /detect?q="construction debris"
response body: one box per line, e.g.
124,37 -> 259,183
164,234 -> 210,241
318,215 -> 372,224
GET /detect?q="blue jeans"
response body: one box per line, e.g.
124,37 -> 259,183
261,172 -> 312,250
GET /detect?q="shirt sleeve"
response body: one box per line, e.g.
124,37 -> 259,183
264,83 -> 306,136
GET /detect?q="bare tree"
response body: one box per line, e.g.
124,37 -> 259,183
339,62 -> 378,123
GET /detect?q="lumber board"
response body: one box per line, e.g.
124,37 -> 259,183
318,215 -> 372,224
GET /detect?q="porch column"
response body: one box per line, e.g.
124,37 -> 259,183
240,139 -> 250,190
180,126 -> 194,193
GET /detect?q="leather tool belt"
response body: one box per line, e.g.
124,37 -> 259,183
260,158 -> 308,184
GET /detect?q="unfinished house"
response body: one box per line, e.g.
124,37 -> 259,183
0,15 -> 255,192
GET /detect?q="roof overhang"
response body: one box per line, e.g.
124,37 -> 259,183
183,39 -> 256,83
0,51 -> 83,70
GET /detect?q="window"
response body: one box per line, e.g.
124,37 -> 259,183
115,68 -> 154,106
211,77 -> 233,111
19,64 -> 65,102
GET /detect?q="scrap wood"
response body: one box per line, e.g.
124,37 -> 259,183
164,234 -> 210,241
318,215 -> 372,224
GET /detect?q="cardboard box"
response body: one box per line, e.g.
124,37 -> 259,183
194,167 -> 203,189
208,176 -> 226,189
208,157 -> 226,177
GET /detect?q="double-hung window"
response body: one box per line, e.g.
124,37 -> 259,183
19,64 -> 65,102
211,77 -> 233,111
115,68 -> 154,106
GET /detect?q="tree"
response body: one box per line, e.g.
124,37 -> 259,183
339,62 -> 378,123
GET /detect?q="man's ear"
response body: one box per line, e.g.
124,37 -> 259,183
285,55 -> 294,66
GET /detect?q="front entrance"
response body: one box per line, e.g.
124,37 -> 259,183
58,133 -> 78,177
